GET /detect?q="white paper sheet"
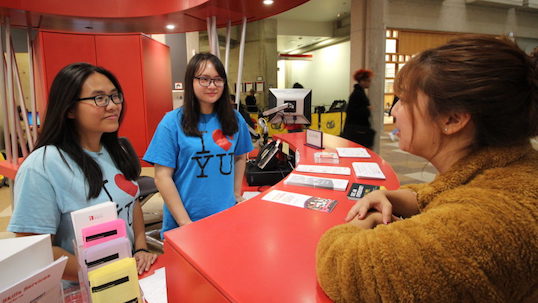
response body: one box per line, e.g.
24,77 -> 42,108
262,190 -> 338,212
336,147 -> 371,158
352,162 -> 386,179
139,267 -> 167,303
284,173 -> 349,191
0,256 -> 67,303
296,164 -> 351,175
0,234 -> 53,290
242,191 -> 262,200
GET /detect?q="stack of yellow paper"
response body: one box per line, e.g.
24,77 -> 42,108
88,257 -> 141,303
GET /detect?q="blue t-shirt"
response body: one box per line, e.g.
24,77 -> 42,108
8,145 -> 140,254
143,108 -> 253,234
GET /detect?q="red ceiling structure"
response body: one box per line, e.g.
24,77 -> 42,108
0,0 -> 309,33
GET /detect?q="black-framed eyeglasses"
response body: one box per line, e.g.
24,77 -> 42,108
388,96 -> 399,116
77,93 -> 124,107
194,76 -> 225,87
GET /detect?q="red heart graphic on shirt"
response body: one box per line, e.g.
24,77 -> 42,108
114,174 -> 138,197
212,129 -> 234,151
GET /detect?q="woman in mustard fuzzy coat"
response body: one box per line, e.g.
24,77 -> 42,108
316,36 -> 538,302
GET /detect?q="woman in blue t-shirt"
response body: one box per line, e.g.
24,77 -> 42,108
144,53 -> 253,236
9,63 -> 156,281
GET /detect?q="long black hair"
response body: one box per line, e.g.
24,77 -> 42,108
182,53 -> 238,137
35,62 -> 140,199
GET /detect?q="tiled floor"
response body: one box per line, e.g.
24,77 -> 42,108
0,129 -> 437,239
379,132 -> 438,185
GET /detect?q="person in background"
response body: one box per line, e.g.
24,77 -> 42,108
341,69 -> 375,148
231,94 -> 255,129
8,63 -> 157,281
144,53 -> 253,237
245,88 -> 258,113
316,36 -> 537,302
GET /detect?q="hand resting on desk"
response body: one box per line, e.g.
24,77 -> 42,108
347,212 -> 400,229
345,188 -> 420,225
134,250 -> 158,275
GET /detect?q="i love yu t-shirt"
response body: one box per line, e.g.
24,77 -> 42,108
8,146 -> 140,254
143,108 -> 253,234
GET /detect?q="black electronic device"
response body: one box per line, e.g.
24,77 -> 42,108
267,88 -> 311,125
256,140 -> 281,170
327,100 -> 346,113
314,106 -> 326,114
247,139 -> 294,186
246,161 -> 293,186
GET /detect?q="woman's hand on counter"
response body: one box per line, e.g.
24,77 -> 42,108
346,190 -> 394,225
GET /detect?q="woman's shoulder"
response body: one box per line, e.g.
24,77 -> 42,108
18,145 -> 66,173
232,108 -> 242,118
159,107 -> 184,125
426,148 -> 538,210
232,109 -> 248,126
471,145 -> 537,183
164,107 -> 183,119
24,145 -> 64,162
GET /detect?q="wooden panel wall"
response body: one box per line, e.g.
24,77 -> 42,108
398,31 -> 461,55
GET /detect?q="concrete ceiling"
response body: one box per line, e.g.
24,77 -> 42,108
275,0 -> 351,22
277,35 -> 330,53
273,0 -> 351,53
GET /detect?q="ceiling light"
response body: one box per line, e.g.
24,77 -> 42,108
166,24 -> 176,30
263,0 -> 274,5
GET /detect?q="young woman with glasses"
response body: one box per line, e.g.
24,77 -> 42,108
144,53 -> 253,237
8,62 -> 157,282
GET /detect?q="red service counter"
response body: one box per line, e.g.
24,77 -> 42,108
153,132 -> 400,302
